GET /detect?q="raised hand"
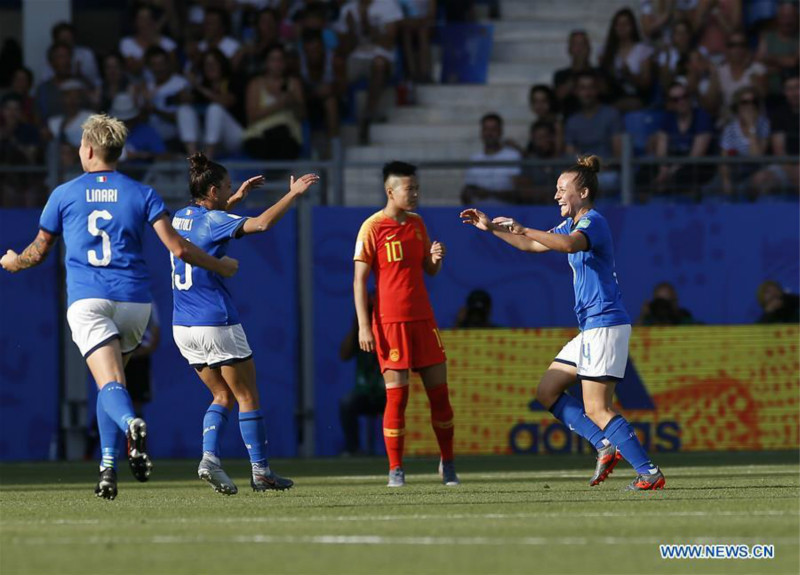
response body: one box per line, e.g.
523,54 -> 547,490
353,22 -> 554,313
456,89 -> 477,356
430,240 -> 446,264
492,216 -> 525,235
460,208 -> 492,231
227,175 -> 265,209
290,173 -> 321,196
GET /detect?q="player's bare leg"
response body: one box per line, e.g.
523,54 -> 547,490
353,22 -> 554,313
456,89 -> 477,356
222,360 -> 293,491
420,362 -> 458,486
383,369 -> 410,487
194,367 -> 238,495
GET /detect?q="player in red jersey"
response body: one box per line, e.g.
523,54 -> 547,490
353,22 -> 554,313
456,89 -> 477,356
353,161 -> 458,487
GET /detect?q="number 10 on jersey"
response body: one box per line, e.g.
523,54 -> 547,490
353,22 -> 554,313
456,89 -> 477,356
385,240 -> 403,263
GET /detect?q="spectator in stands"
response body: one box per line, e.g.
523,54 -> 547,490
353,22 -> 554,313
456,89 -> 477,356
335,0 -> 403,145
0,94 -> 44,207
693,0 -> 742,64
399,0 -> 435,84
109,93 -> 167,163
455,289 -> 497,328
553,30 -> 603,119
36,43 -> 84,121
196,8 -> 244,71
142,46 -> 194,154
718,86 -> 770,198
756,1 -> 799,106
44,80 -> 94,168
292,2 -> 340,50
184,49 -> 244,159
42,22 -> 100,88
299,30 -> 345,156
514,120 -> 560,204
685,47 -> 723,116
120,4 -> 178,78
243,43 -> 305,159
527,85 -> 563,155
461,113 -> 522,204
242,8 -> 282,77
564,71 -> 623,193
8,68 -> 37,125
751,73 -> 799,197
656,19 -> 697,91
639,0 -> 696,44
97,52 -> 135,113
600,8 -> 655,112
338,295 -> 385,456
757,280 -> 800,323
638,281 -> 698,325
718,30 -> 767,117
649,81 -> 715,196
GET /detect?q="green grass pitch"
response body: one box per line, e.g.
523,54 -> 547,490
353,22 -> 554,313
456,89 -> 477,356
1,452 -> 798,575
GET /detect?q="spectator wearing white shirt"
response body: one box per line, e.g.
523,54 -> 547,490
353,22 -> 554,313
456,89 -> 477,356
142,46 -> 196,154
335,0 -> 403,144
718,86 -> 770,197
196,9 -> 244,71
120,4 -> 178,79
461,113 -> 523,205
41,22 -> 100,88
718,30 -> 767,118
45,79 -> 93,168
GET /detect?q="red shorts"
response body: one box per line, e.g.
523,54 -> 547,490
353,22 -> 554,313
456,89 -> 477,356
373,319 -> 446,373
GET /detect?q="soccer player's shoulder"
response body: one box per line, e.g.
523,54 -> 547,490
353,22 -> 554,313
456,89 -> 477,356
357,210 -> 385,237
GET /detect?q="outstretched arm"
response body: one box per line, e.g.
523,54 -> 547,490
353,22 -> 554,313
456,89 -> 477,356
493,217 -> 587,254
1,229 -> 58,273
240,174 -> 320,235
151,215 -> 239,278
460,208 -> 550,253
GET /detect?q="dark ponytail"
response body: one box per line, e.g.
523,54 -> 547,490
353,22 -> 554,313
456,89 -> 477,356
188,152 -> 227,200
563,155 -> 601,201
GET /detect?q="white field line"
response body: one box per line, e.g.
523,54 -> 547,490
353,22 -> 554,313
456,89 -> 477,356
3,509 -> 797,527
8,534 -> 800,547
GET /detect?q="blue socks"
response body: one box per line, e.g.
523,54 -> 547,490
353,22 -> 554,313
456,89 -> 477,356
239,410 -> 269,468
203,404 -> 229,457
97,398 -> 121,470
98,382 -> 136,432
604,415 -> 656,474
549,393 -> 607,450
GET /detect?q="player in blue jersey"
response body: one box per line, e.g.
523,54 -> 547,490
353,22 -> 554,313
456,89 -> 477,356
461,155 -> 665,490
171,152 -> 318,495
0,114 -> 239,499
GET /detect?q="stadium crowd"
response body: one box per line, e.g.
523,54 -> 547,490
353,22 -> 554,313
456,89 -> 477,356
0,0 -> 797,207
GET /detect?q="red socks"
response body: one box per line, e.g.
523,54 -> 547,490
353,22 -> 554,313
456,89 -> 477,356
383,386 -> 409,470
426,384 -> 455,462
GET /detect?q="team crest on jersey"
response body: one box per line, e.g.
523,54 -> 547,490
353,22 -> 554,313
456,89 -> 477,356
389,349 -> 400,362
576,219 -> 591,229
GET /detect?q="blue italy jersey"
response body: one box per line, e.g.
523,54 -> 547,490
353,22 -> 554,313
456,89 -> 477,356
39,170 -> 167,306
551,209 -> 630,330
171,204 -> 248,326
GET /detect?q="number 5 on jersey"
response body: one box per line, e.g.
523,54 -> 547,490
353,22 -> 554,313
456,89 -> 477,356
87,210 -> 112,267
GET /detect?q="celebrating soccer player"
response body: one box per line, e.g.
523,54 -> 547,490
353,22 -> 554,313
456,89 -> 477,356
461,155 -> 666,490
353,161 -> 458,487
171,152 -> 318,495
0,115 -> 239,499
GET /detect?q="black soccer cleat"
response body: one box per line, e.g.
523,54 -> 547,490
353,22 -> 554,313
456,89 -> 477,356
94,467 -> 118,500
589,444 -> 622,486
251,471 -> 294,492
627,468 -> 666,491
127,418 -> 153,482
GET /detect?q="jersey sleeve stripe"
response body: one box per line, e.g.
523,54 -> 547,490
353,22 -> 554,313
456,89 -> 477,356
39,225 -> 61,235
575,229 -> 591,251
148,209 -> 169,225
